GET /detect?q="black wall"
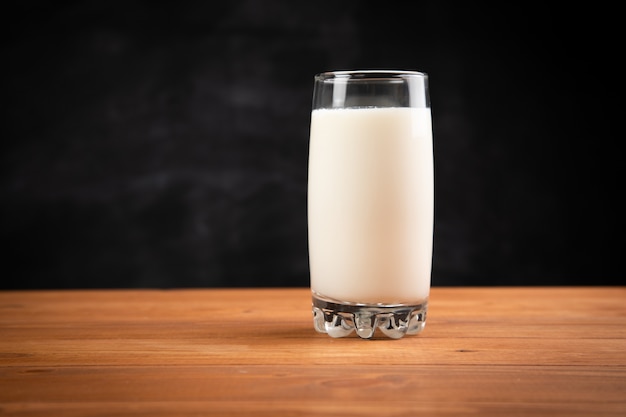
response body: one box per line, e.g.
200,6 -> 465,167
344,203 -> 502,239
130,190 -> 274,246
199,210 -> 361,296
2,1 -> 621,289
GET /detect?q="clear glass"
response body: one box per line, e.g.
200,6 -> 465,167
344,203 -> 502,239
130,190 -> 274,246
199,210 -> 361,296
308,70 -> 433,339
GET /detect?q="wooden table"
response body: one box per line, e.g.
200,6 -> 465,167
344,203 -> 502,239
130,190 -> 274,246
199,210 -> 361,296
1,287 -> 625,416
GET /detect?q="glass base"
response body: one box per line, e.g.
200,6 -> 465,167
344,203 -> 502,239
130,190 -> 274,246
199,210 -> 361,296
312,292 -> 428,339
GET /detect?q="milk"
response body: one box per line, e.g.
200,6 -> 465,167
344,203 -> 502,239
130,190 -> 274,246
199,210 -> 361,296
308,107 -> 433,304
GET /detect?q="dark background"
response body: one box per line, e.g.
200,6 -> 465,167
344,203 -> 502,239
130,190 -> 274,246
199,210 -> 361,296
2,1 -> 622,289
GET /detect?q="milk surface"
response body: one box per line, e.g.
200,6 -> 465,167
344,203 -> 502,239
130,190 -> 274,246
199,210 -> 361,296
308,107 -> 433,304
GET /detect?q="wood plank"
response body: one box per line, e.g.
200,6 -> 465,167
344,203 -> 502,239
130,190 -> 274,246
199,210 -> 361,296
1,366 -> 625,416
1,334 -> 625,367
2,365 -> 625,403
3,401 -> 625,417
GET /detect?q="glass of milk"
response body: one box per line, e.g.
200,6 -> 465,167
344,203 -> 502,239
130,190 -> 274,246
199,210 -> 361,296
308,70 -> 433,339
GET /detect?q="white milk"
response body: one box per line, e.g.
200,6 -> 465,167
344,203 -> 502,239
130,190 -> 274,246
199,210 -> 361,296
308,107 -> 433,304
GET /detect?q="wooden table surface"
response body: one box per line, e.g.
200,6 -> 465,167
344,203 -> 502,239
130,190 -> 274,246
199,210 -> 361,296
1,287 -> 625,416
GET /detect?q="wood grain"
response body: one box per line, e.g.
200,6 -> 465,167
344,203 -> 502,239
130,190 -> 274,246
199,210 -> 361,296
1,287 -> 625,416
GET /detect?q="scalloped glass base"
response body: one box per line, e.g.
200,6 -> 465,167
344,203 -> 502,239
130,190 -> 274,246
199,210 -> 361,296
312,292 -> 428,339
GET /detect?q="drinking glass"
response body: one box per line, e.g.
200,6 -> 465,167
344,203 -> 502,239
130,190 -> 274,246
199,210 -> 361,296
308,70 -> 433,339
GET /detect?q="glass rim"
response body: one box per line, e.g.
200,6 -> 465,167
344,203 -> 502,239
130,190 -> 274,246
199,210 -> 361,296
315,70 -> 427,82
